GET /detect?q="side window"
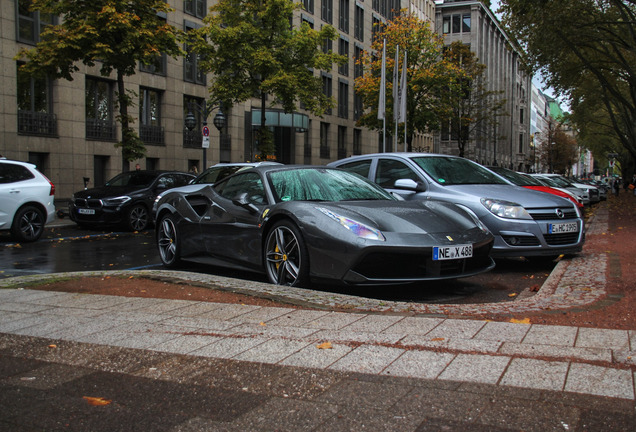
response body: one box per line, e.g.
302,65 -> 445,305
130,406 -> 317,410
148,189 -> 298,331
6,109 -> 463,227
157,175 -> 175,189
215,172 -> 265,204
375,159 -> 419,188
0,163 -> 35,184
337,160 -> 372,179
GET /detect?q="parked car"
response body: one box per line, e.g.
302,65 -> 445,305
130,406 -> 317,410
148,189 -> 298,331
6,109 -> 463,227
530,174 -> 593,205
485,166 -> 584,209
329,153 -> 585,259
190,162 -> 282,185
154,165 -> 495,287
69,170 -> 195,231
0,159 -> 56,242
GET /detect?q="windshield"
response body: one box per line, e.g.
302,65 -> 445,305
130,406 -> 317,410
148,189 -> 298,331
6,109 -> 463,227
545,176 -> 573,188
489,167 -> 541,187
192,166 -> 247,184
412,156 -> 508,186
106,171 -> 156,187
268,168 -> 395,202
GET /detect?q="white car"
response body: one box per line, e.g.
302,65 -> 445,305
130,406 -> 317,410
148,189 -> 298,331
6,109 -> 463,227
0,159 -> 56,242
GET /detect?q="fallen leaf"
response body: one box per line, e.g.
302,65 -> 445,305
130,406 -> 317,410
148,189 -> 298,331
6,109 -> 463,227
510,318 -> 531,324
48,344 -> 57,349
259,322 -> 266,326
83,396 -> 112,406
431,337 -> 445,342
508,293 -> 518,297
316,342 -> 333,349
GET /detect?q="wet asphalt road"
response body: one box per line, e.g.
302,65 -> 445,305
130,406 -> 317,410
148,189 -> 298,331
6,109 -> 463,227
0,223 -> 557,305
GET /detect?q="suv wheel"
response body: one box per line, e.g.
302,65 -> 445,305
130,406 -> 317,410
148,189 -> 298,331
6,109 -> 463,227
11,205 -> 45,242
127,204 -> 149,231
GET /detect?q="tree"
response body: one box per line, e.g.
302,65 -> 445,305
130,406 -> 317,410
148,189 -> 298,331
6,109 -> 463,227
190,0 -> 345,160
355,12 -> 457,151
536,118 -> 578,175
439,42 -> 507,158
500,0 -> 636,177
16,0 -> 183,171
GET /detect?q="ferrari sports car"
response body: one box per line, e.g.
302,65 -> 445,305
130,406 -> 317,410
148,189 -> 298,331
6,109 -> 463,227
154,165 -> 495,287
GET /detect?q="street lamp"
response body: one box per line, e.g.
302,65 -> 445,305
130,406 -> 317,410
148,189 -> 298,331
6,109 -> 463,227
184,101 -> 225,169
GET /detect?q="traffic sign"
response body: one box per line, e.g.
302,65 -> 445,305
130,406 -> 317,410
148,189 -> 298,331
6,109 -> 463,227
202,126 -> 210,137
202,136 -> 210,148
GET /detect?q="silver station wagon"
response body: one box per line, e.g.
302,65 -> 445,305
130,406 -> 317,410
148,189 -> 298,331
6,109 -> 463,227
329,153 -> 585,259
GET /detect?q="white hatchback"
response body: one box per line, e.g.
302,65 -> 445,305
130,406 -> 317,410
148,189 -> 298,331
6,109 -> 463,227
0,159 -> 56,242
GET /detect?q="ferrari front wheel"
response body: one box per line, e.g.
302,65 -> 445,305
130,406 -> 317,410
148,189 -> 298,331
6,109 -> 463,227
264,220 -> 309,287
157,214 -> 181,268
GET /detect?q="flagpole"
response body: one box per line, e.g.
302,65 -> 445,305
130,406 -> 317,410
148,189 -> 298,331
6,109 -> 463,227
378,39 -> 387,152
401,50 -> 407,152
393,45 -> 400,152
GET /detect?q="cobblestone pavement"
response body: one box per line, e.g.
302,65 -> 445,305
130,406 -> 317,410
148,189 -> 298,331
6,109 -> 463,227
1,200 -> 635,431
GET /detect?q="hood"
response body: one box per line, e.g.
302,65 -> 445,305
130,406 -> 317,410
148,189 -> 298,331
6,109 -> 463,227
444,184 -> 576,209
320,200 -> 480,234
73,185 -> 149,199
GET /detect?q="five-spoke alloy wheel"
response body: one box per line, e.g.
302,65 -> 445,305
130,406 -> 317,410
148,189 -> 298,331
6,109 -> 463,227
157,214 -> 181,267
264,220 -> 309,287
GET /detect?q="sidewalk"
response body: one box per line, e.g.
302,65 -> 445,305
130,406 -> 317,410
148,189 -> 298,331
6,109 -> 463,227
1,197 -> 635,430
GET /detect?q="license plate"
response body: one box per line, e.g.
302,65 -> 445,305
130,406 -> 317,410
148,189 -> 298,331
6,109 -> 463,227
433,244 -> 473,260
78,208 -> 95,215
548,222 -> 578,234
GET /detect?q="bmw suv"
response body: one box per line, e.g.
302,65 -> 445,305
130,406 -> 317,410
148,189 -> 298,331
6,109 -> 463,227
329,153 -> 585,259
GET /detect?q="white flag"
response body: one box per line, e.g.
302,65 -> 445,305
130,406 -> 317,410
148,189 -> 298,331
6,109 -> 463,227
377,39 -> 386,121
393,45 -> 400,123
398,50 -> 407,124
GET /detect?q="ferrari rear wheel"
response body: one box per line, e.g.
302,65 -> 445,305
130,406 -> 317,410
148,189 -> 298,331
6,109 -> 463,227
264,220 -> 309,287
157,214 -> 181,268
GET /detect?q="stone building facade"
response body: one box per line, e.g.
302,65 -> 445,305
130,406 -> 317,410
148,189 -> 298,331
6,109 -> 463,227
2,0 -> 414,200
434,0 -> 532,171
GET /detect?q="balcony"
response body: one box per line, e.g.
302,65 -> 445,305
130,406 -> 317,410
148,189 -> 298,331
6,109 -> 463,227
140,124 -> 165,146
86,118 -> 116,141
18,111 -> 57,137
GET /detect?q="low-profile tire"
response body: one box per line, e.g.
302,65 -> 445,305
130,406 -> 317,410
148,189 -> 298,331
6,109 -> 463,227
264,220 -> 309,287
11,205 -> 45,242
127,204 -> 149,231
157,214 -> 181,268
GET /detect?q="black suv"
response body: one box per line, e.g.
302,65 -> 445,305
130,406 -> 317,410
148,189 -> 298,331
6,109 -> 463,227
69,170 -> 194,231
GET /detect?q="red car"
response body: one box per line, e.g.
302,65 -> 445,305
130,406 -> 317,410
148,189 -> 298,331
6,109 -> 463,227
486,166 -> 584,209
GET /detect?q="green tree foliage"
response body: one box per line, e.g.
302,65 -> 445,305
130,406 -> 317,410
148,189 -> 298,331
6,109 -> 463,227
15,0 -> 183,169
536,118 -> 578,175
190,0 -> 345,160
500,0 -> 636,176
355,12 -> 457,151
439,42 -> 507,158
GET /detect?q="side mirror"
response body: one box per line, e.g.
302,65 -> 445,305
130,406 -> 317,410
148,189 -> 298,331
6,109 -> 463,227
232,192 -> 259,214
393,179 -> 427,193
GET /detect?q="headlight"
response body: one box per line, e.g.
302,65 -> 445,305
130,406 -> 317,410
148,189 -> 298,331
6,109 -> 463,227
480,198 -> 532,220
102,196 -> 131,207
316,207 -> 386,241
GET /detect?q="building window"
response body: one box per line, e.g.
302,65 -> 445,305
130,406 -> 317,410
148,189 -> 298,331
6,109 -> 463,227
303,0 -> 314,14
452,14 -> 461,33
443,16 -> 451,34
372,16 -> 381,43
338,126 -> 347,159
321,0 -> 333,24
520,108 -> 524,124
184,0 -> 206,19
322,34 -> 333,54
338,37 -> 349,76
16,0 -> 56,45
338,80 -> 349,118
184,21 -> 206,85
339,0 -> 349,33
462,14 -> 471,33
353,129 -> 362,155
17,63 -> 57,136
519,133 -> 524,154
140,53 -> 167,76
140,88 -> 164,145
320,122 -> 330,158
354,5 -> 364,41
322,74 -> 333,115
85,77 -> 116,140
